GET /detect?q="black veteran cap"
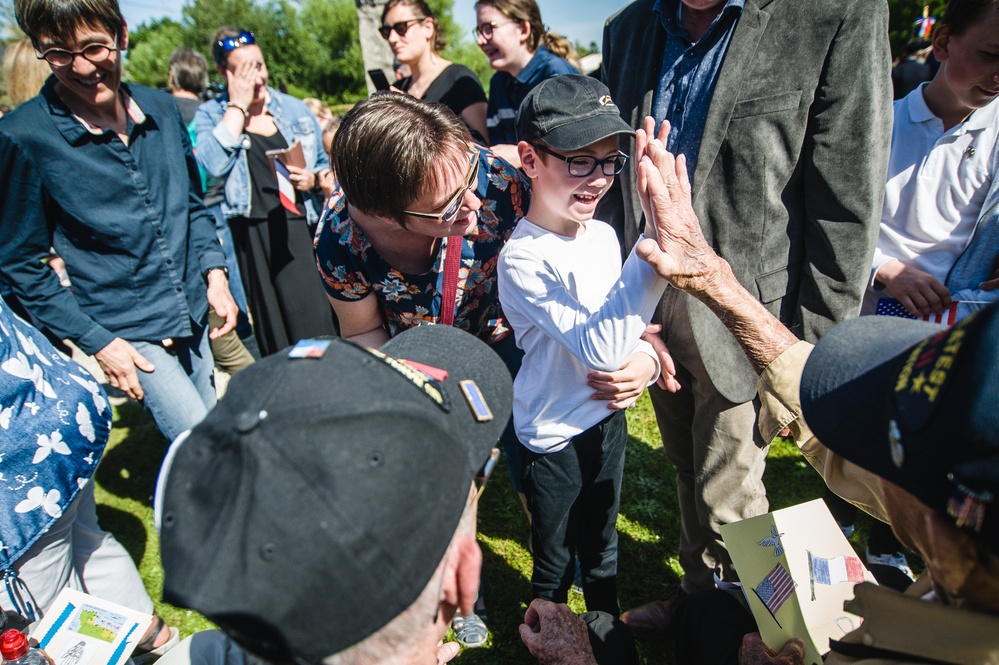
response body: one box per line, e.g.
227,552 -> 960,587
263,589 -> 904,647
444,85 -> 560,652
157,325 -> 512,664
516,74 -> 635,150
800,304 -> 999,555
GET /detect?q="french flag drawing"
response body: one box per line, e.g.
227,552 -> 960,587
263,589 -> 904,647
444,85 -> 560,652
809,553 -> 865,586
274,158 -> 301,214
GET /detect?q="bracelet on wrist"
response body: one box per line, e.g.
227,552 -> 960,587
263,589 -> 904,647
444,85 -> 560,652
227,102 -> 250,120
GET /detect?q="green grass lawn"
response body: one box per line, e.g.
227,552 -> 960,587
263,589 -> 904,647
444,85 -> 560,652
94,392 -> 893,664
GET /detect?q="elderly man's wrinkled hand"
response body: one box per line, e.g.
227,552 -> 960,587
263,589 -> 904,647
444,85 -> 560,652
739,633 -> 806,665
519,600 -> 597,665
632,121 -> 724,295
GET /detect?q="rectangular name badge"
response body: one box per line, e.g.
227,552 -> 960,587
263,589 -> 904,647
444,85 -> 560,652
460,379 -> 493,422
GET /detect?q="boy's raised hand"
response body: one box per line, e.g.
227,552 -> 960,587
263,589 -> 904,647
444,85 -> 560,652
635,116 -> 671,238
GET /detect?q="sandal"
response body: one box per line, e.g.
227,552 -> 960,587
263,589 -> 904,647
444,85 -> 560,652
451,611 -> 488,649
132,615 -> 180,665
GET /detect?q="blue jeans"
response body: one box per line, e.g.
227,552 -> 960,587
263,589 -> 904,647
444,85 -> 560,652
132,325 -> 216,441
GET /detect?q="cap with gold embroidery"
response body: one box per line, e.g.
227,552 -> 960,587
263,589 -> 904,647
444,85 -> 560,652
157,325 -> 512,664
801,303 -> 999,555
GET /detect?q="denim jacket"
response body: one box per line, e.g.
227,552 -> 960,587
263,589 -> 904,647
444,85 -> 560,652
194,88 -> 329,223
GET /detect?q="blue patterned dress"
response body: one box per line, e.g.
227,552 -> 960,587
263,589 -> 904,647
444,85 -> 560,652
0,296 -> 111,615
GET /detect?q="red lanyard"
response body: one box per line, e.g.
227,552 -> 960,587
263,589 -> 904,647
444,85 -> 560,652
439,235 -> 462,326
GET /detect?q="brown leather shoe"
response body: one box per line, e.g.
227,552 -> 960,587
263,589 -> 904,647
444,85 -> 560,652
620,585 -> 689,639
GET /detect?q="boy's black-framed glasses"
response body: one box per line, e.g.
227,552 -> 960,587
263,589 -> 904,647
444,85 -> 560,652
215,32 -> 256,63
533,143 -> 629,178
36,42 -> 118,67
403,152 -> 479,224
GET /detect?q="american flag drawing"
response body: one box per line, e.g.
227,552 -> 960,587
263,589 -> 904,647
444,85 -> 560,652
754,563 -> 797,627
273,158 -> 301,214
876,297 -> 959,325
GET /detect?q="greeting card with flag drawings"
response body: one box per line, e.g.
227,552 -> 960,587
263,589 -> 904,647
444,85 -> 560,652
720,499 -> 877,665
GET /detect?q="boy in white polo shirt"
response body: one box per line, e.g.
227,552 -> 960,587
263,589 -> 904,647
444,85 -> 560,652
498,75 -> 675,614
867,0 -> 999,319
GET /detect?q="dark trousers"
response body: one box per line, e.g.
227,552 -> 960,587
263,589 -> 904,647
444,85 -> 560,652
523,410 -> 627,616
674,589 -> 757,665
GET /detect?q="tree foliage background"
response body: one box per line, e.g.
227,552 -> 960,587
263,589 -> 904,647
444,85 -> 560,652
0,0 -> 959,109
123,0 -> 489,103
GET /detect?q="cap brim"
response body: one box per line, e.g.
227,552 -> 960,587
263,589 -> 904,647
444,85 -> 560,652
382,325 -> 512,475
800,315 -> 945,492
539,114 -> 635,152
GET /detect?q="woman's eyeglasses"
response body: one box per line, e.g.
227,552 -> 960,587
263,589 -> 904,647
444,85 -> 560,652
472,20 -> 515,39
215,32 -> 255,63
36,42 -> 117,67
533,143 -> 629,178
379,18 -> 425,40
403,153 -> 480,224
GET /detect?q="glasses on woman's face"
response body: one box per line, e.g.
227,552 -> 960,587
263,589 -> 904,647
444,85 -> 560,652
36,42 -> 117,67
215,31 -> 255,63
472,19 -> 515,40
533,143 -> 630,178
379,17 -> 425,40
403,153 -> 480,224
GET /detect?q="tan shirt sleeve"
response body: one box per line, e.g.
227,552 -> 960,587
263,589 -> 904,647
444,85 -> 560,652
756,341 -> 889,523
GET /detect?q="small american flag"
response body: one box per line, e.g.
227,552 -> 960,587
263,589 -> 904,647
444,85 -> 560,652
754,563 -> 797,625
876,297 -> 959,325
274,158 -> 301,214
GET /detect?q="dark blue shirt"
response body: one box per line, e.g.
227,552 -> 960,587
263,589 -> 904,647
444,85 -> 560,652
651,0 -> 744,179
487,45 -> 578,146
0,79 -> 226,355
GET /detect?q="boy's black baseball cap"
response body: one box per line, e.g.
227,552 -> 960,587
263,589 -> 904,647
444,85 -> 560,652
516,74 -> 635,150
158,325 -> 512,663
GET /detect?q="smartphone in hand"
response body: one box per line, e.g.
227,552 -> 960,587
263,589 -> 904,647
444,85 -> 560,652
368,69 -> 392,91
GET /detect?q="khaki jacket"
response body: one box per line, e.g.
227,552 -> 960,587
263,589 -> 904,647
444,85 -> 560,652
757,342 -> 999,664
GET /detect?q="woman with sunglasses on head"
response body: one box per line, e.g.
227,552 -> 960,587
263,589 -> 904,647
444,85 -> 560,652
194,26 -> 338,357
380,0 -> 489,144
473,0 -> 578,167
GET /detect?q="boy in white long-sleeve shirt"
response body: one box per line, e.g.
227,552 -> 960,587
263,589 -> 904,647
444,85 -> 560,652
497,75 -> 672,614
